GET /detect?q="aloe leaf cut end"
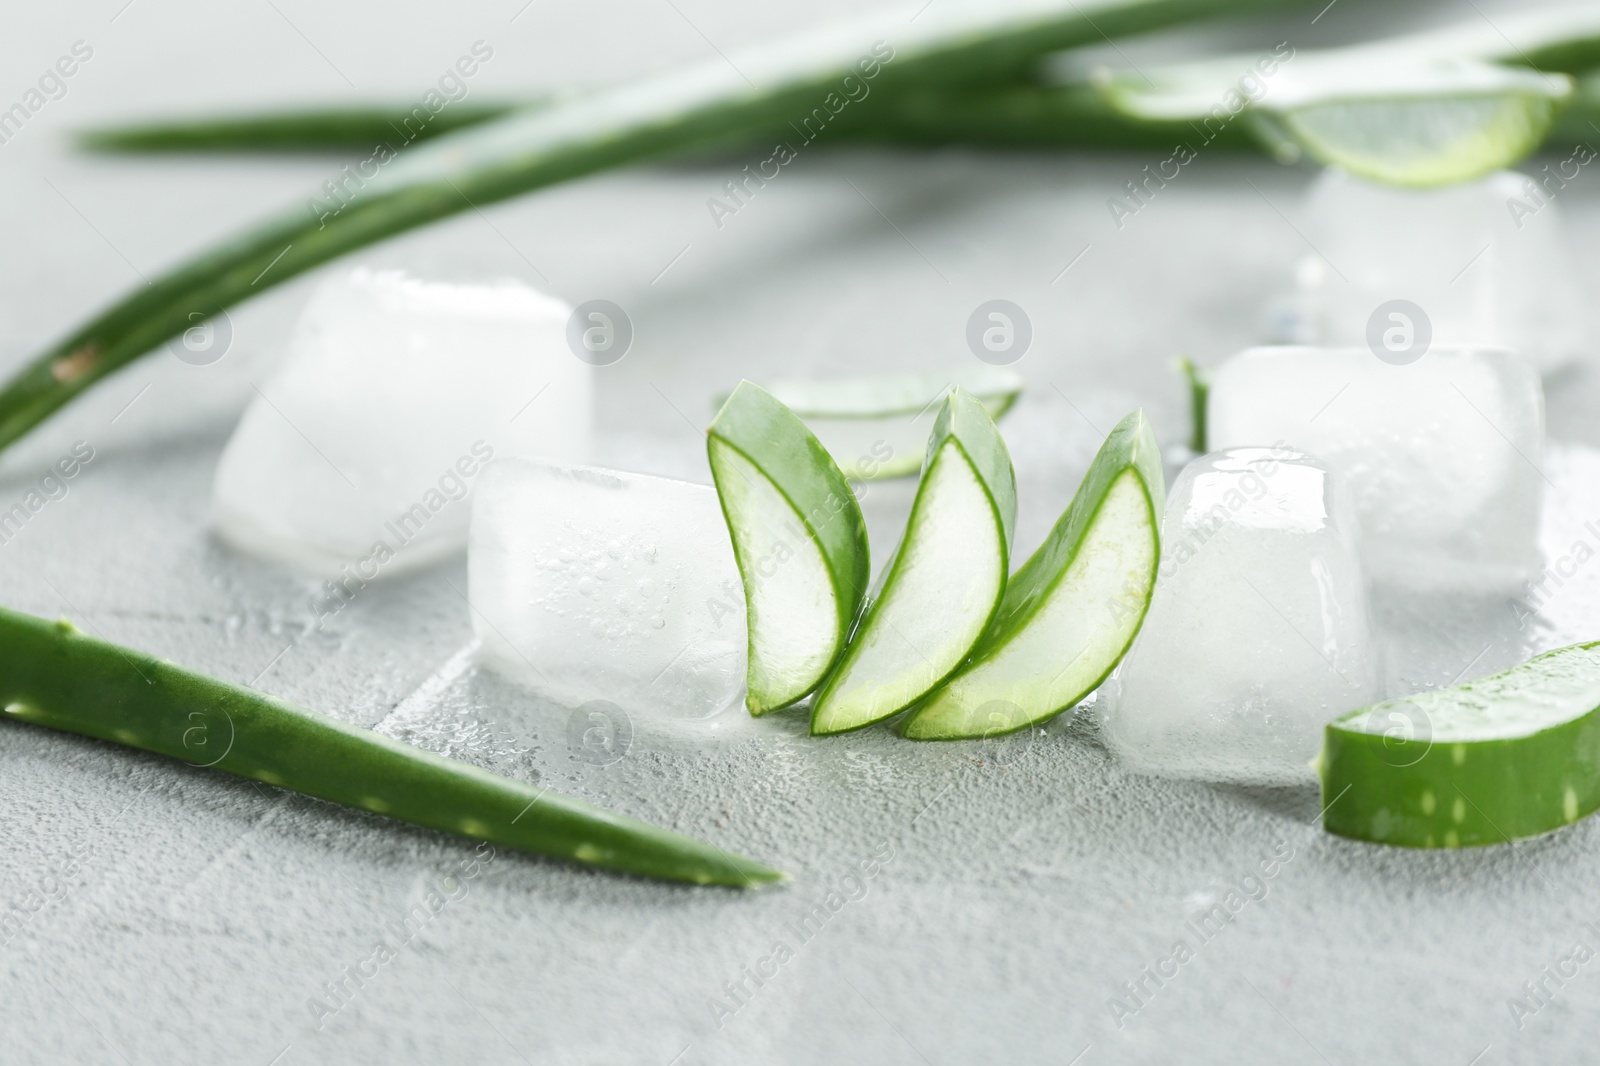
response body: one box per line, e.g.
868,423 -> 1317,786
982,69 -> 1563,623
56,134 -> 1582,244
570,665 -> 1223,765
902,408 -> 1163,740
1266,76 -> 1569,188
1101,46 -> 1571,188
708,381 -> 871,714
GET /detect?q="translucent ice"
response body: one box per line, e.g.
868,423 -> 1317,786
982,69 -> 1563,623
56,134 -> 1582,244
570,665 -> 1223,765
1208,345 -> 1543,592
1279,168 -> 1586,372
212,268 -> 589,576
1101,447 -> 1380,785
468,457 -> 748,721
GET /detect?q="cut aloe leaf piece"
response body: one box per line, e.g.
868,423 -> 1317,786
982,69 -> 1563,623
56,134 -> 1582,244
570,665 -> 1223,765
810,387 -> 1016,736
1256,61 -> 1570,187
903,409 -> 1162,740
1100,52 -> 1570,188
1319,642 -> 1600,849
708,382 -> 871,715
721,366 -> 1023,481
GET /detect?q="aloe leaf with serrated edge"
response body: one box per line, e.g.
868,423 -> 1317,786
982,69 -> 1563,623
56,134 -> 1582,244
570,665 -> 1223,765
0,606 -> 781,886
0,0 -> 1281,458
810,387 -> 1016,736
902,409 -> 1162,740
1320,641 -> 1600,849
708,381 -> 871,715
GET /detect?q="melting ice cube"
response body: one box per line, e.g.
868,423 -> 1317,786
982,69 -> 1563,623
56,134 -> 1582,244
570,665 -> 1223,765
1281,168 -> 1586,373
468,457 -> 748,721
1208,345 -> 1543,592
212,268 -> 589,576
1101,447 -> 1379,785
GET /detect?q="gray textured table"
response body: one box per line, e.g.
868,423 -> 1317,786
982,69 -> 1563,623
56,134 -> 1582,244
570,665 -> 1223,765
4,1 -> 1600,1063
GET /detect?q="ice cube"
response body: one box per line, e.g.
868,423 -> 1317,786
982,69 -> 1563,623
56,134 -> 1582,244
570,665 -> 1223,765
1208,345 -> 1543,591
1101,447 -> 1380,785
1282,168 -> 1586,373
212,268 -> 589,576
468,457 -> 748,722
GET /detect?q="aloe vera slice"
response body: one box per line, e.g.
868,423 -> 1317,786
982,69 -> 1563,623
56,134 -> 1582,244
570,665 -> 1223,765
1319,642 -> 1600,849
903,409 -> 1161,740
810,388 -> 1016,735
1255,61 -> 1570,187
1101,49 -> 1571,188
724,366 -> 1024,481
708,382 -> 871,715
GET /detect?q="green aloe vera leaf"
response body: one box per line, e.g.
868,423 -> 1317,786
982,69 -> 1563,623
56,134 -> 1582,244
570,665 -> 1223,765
77,102 -> 526,153
69,80 -> 1271,159
1376,6 -> 1600,73
76,83 -> 1238,155
73,7 -> 1600,160
0,605 -> 782,886
0,0 -> 1289,457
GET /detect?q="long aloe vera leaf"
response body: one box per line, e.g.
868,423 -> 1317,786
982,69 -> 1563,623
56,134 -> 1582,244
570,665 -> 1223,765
0,605 -> 782,886
73,84 -> 1250,155
78,102 -> 524,153
0,0 -> 1284,456
69,74 -> 1600,162
72,5 -> 1600,157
